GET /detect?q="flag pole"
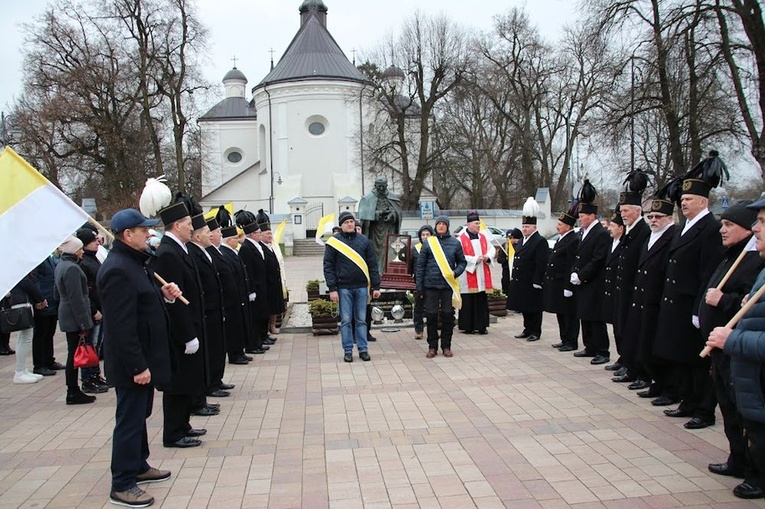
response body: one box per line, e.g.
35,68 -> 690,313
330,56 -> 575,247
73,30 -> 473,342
714,237 -> 756,291
86,216 -> 115,242
700,281 -> 765,357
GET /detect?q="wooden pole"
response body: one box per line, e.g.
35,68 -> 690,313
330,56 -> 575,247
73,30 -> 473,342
700,282 -> 765,357
86,216 -> 115,242
152,272 -> 190,305
715,240 -> 755,291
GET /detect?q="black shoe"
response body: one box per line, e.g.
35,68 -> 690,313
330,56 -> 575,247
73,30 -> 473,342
478,329 -> 488,335
684,417 -> 715,429
229,357 -> 249,365
66,390 -> 96,405
367,334 -> 377,342
558,345 -> 576,352
733,482 -> 764,499
591,355 -> 610,365
573,350 -> 596,358
191,406 -> 219,417
359,351 -> 371,362
49,361 -> 65,370
243,354 -> 253,361
526,335 -> 539,342
0,346 -> 14,355
206,402 -> 220,409
207,390 -> 230,398
604,362 -> 623,371
262,339 -> 275,346
664,406 -> 693,418
463,330 -> 475,335
266,336 -> 278,342
82,381 -> 109,394
551,343 -> 563,348
219,383 -> 235,390
614,367 -> 628,377
514,332 -> 530,339
628,380 -> 650,390
33,367 -> 56,376
651,396 -> 678,406
611,374 -> 632,383
637,388 -> 659,398
708,463 -> 746,478
186,428 -> 207,437
163,437 -> 202,448
246,348 -> 267,355
344,352 -> 353,363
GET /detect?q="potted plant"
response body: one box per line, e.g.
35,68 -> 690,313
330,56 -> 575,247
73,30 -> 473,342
486,288 -> 508,317
309,299 -> 339,335
306,279 -> 322,301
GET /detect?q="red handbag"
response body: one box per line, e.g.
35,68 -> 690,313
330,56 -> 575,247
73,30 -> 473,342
74,337 -> 99,368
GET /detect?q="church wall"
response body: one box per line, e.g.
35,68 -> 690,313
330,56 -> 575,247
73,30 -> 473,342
200,120 -> 259,197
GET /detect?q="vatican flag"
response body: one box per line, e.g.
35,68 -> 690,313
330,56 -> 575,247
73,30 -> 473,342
273,218 -> 288,245
314,213 -> 336,246
0,147 -> 91,298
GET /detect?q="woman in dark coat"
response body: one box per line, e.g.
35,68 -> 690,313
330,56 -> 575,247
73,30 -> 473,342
54,236 -> 96,405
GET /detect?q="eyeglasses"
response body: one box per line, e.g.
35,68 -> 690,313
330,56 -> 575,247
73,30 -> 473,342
645,214 -> 667,220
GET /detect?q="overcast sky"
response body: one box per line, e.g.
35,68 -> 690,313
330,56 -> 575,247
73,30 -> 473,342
0,0 -> 579,114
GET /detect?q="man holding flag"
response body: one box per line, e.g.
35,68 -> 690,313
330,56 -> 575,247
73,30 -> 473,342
323,211 -> 380,363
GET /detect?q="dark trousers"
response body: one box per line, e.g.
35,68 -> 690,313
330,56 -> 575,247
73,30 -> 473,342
32,314 -> 57,368
0,332 -> 9,349
206,311 -> 225,392
224,305 -> 246,360
413,293 -> 425,333
425,288 -> 455,351
556,313 -> 579,348
679,358 -> 717,421
647,358 -> 680,400
65,331 -> 81,390
111,384 -> 153,491
581,320 -> 609,357
522,311 -> 543,337
163,393 -> 192,443
743,419 -> 765,490
711,354 -> 759,485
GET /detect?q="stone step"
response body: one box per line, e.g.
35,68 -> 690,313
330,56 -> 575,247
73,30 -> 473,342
293,239 -> 326,257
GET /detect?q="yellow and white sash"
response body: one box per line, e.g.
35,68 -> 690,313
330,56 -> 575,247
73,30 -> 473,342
326,236 -> 371,300
427,236 -> 462,310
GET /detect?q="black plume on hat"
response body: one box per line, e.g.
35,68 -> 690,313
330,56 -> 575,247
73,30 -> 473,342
174,192 -> 202,216
686,150 -> 729,189
234,209 -> 257,228
622,169 -> 651,194
215,206 -> 232,228
579,179 -> 597,204
256,208 -> 270,229
656,176 -> 684,206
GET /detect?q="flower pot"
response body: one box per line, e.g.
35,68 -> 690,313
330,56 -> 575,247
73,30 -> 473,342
307,289 -> 321,301
488,297 -> 508,317
311,315 -> 339,336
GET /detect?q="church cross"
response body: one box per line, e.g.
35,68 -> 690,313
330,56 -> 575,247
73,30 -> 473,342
231,55 -> 238,68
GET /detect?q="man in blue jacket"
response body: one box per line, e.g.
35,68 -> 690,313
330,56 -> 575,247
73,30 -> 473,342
707,196 -> 765,500
98,209 -> 182,508
323,211 -> 380,363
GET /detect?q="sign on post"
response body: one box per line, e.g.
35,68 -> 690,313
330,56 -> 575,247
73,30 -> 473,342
419,201 -> 435,220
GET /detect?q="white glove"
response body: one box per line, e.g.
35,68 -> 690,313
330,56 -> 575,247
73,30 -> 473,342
570,273 -> 581,286
248,292 -> 257,302
184,338 -> 199,354
564,290 -> 573,298
532,284 -> 542,290
692,315 -> 700,329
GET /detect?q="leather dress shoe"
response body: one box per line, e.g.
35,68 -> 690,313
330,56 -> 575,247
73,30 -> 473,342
367,334 -> 377,342
260,345 -> 270,350
186,428 -> 207,437
708,462 -> 746,478
262,339 -> 275,346
192,406 -> 219,417
207,390 -> 230,398
651,396 -> 678,406
573,350 -> 596,358
638,387 -> 660,398
684,417 -> 715,429
558,345 -> 576,352
267,335 -> 278,342
33,367 -> 56,376
49,361 -> 66,370
243,354 -> 253,361
206,402 -> 220,409
612,373 -> 632,383
163,437 -> 202,448
591,355 -> 610,365
478,329 -> 488,335
628,379 -> 650,390
551,343 -> 564,348
604,362 -> 623,371
229,357 -> 249,365
0,346 -> 14,355
246,348 -> 267,354
219,383 -> 235,390
664,407 -> 693,418
514,332 -> 531,339
526,335 -> 540,342
734,482 -> 764,499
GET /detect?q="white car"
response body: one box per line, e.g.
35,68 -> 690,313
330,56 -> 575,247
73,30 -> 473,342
453,225 -> 506,246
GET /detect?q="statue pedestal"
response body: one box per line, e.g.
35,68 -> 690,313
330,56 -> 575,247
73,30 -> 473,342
380,234 -> 415,290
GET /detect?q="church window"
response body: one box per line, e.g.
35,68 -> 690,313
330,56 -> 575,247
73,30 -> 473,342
308,121 -> 325,136
226,150 -> 243,163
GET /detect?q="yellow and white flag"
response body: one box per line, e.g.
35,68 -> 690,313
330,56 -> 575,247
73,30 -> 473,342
0,147 -> 90,298
314,213 -> 336,246
273,218 -> 288,245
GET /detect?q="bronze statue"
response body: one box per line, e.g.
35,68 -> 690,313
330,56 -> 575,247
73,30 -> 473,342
358,176 -> 402,270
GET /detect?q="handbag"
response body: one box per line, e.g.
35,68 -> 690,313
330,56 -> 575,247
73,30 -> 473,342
74,336 -> 99,368
0,303 -> 34,333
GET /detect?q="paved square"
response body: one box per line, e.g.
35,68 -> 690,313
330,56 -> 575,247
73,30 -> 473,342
0,256 -> 763,508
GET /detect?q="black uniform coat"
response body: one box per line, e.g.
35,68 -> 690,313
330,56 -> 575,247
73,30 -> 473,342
239,238 -> 269,321
507,231 -> 549,313
543,230 -> 579,314
220,244 -> 253,338
614,219 -> 650,335
98,240 -> 173,389
654,212 -> 724,363
571,222 -> 611,321
150,235 -> 207,395
208,245 -> 246,355
188,243 -> 225,386
262,242 -> 286,315
621,225 -> 676,365
602,238 -> 623,324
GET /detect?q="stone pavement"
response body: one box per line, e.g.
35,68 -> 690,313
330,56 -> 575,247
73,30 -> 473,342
0,255 -> 763,508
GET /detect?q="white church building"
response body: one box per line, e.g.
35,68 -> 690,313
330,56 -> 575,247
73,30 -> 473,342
198,0 -> 372,239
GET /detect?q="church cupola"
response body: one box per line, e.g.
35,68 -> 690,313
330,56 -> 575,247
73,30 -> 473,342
299,0 -> 327,28
222,67 -> 248,99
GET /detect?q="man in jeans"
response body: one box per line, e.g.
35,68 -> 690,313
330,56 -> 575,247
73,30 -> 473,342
323,211 -> 380,363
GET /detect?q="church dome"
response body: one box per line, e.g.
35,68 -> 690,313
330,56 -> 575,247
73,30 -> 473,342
382,65 -> 405,80
223,67 -> 247,82
299,0 -> 328,13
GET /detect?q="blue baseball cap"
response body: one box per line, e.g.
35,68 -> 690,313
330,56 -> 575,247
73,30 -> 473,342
111,208 -> 159,233
746,197 -> 765,211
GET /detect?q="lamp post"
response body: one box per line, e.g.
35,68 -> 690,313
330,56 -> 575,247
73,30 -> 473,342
630,58 -> 635,173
